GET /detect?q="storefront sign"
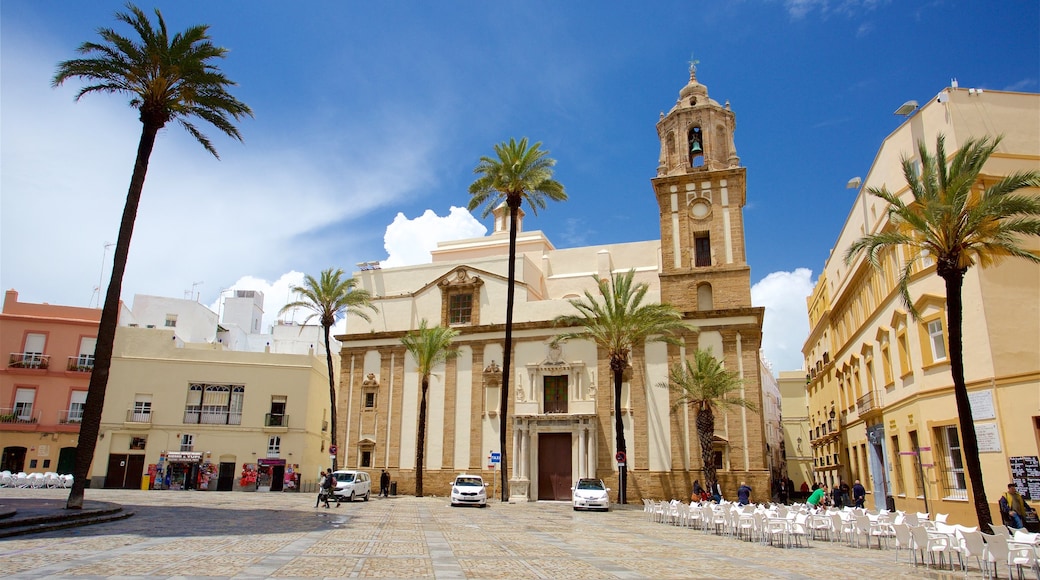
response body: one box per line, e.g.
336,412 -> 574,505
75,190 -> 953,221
258,458 -> 285,466
166,452 -> 203,462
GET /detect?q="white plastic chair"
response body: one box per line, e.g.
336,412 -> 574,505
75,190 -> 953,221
910,525 -> 952,569
953,529 -> 985,578
980,532 -> 1012,580
892,523 -> 913,564
788,513 -> 810,548
1008,542 -> 1039,580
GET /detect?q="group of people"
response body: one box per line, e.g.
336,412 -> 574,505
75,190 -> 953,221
804,480 -> 866,508
691,480 -> 725,503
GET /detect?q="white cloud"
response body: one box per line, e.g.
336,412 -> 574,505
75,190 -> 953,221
752,268 -> 815,372
381,207 -> 488,268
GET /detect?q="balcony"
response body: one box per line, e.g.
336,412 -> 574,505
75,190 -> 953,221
126,410 -> 153,424
856,390 -> 884,419
264,413 -> 289,432
59,409 -> 84,424
183,407 -> 242,425
7,353 -> 50,371
265,413 -> 289,427
66,356 -> 95,373
0,407 -> 39,425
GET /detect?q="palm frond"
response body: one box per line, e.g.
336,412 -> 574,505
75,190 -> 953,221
53,3 -> 252,156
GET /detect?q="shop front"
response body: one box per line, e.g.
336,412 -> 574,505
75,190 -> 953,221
256,458 -> 285,492
153,451 -> 213,490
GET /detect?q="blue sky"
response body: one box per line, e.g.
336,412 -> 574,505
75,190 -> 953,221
2,1 -> 1038,372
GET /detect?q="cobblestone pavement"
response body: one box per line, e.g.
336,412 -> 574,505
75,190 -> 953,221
0,488 -> 964,579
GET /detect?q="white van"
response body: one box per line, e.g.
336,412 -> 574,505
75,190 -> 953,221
330,470 -> 371,502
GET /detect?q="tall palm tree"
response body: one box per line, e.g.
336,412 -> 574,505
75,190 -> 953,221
553,270 -> 688,503
53,4 -> 251,509
280,269 -> 376,472
468,137 -> 566,500
665,348 -> 756,489
845,134 -> 1040,529
400,320 -> 460,497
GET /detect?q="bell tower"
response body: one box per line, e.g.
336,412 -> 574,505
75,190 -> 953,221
652,64 -> 751,312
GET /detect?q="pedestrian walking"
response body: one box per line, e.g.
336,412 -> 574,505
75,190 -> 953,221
380,470 -> 391,497
315,470 -> 327,508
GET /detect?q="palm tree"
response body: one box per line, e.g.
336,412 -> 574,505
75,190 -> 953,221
665,348 -> 756,489
400,320 -> 460,497
53,4 -> 251,509
280,269 -> 376,472
553,270 -> 688,503
468,137 -> 566,500
845,134 -> 1040,529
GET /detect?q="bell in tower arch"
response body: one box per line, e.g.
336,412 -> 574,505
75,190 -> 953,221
688,126 -> 704,167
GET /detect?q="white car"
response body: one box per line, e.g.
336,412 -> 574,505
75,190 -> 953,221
330,470 -> 371,502
450,474 -> 488,507
572,478 -> 610,511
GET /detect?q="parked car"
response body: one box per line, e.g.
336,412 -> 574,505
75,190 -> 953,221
450,474 -> 488,507
330,470 -> 371,502
571,478 -> 610,511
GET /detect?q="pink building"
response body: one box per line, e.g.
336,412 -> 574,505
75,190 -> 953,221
0,289 -> 101,474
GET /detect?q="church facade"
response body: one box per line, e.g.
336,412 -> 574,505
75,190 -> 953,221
336,68 -> 769,502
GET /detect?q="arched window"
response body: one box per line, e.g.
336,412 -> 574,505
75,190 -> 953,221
688,126 -> 704,167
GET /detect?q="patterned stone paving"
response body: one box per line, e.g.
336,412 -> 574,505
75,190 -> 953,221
0,488 -> 963,579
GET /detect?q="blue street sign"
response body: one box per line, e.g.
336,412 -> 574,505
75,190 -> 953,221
490,452 -> 501,463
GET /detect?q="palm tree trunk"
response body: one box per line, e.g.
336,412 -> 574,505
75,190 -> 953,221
611,357 -> 627,504
499,199 -> 520,502
943,267 -> 993,529
697,405 -> 716,489
67,122 -> 160,509
324,324 -> 338,472
416,378 -> 429,497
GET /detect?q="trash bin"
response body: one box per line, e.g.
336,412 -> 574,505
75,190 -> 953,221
390,481 -> 397,496
885,495 -> 896,512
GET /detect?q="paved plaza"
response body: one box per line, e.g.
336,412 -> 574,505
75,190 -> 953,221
1,488 -> 962,579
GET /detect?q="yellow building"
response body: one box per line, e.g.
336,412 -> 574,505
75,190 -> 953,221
778,370 -> 812,495
803,87 -> 1040,522
93,321 -> 335,492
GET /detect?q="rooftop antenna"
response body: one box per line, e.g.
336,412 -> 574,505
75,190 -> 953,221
185,281 -> 204,301
90,242 -> 115,307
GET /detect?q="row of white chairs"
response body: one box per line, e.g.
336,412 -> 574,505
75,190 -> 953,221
0,471 -> 73,489
642,499 -> 812,548
645,498 -> 1038,577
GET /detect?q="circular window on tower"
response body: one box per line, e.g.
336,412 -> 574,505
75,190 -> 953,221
689,199 -> 711,219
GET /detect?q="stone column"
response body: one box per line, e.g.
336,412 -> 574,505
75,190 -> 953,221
509,421 -> 531,502
579,425 -> 588,479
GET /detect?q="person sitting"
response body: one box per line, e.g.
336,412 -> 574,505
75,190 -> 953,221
1000,482 -> 1034,529
691,480 -> 704,502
